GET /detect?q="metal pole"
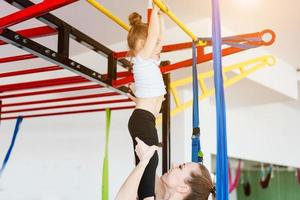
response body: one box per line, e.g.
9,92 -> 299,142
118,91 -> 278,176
1,98 -> 132,114
0,54 -> 36,64
2,92 -> 120,108
0,85 -> 101,99
162,61 -> 171,173
0,106 -> 135,121
58,26 -> 70,57
0,0 -> 78,29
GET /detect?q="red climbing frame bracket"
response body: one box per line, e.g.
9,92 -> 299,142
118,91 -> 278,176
0,0 -> 78,29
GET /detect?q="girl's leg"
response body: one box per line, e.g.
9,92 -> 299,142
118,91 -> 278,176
128,109 -> 158,199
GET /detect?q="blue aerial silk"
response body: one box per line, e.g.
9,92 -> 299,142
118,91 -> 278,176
0,116 -> 23,177
191,41 -> 203,163
212,0 -> 229,199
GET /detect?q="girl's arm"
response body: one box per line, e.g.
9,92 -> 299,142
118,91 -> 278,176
158,11 -> 165,45
139,5 -> 160,59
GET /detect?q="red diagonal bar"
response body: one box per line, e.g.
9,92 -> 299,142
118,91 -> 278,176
0,84 -> 101,99
0,76 -> 88,92
2,92 -> 120,107
0,54 -> 37,63
161,45 -> 254,73
1,98 -> 132,114
0,65 -> 130,79
0,105 -> 134,121
0,65 -> 62,78
113,29 -> 276,87
0,26 -> 56,46
114,29 -> 275,58
113,44 -> 258,87
0,70 -> 131,92
0,0 -> 78,29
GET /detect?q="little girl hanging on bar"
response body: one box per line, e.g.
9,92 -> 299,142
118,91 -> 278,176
127,2 -> 165,200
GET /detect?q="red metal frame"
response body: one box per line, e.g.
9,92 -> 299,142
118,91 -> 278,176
0,76 -> 90,92
0,66 -> 130,78
0,105 -> 135,121
113,29 -> 275,58
0,65 -> 61,78
0,0 -> 78,29
0,84 -> 101,99
0,54 -> 37,63
2,92 -> 120,107
0,71 -> 131,92
113,29 -> 276,87
0,1 -> 129,120
1,98 -> 132,114
0,100 -> 2,123
0,0 -> 276,120
0,26 -> 56,46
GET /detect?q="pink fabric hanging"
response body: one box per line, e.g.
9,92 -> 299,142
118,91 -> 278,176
228,160 -> 242,193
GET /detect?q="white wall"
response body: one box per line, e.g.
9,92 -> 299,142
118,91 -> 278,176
0,110 -> 134,200
181,83 -> 300,169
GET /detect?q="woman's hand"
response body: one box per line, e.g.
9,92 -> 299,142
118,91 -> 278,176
135,137 -> 158,163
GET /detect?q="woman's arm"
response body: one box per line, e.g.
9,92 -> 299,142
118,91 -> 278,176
115,139 -> 158,200
115,160 -> 149,200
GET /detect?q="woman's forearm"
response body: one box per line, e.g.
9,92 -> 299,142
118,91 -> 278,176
115,160 -> 149,200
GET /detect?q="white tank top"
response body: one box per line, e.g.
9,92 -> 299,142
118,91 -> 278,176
132,55 -> 166,98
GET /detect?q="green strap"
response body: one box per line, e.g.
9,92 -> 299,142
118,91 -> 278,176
102,108 -> 111,200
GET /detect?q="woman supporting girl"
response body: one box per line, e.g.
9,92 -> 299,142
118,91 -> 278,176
127,3 -> 165,200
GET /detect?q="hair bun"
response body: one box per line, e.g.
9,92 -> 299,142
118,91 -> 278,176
129,12 -> 142,26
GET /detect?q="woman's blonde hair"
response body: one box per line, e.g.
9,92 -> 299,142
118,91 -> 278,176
127,12 -> 148,56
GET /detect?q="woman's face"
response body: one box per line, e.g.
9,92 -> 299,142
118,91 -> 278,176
161,162 -> 200,189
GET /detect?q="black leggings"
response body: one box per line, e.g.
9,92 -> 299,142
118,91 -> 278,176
128,109 -> 158,199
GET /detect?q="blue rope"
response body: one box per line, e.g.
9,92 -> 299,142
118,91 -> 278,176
0,116 -> 23,177
192,42 -> 200,130
191,41 -> 203,163
212,0 -> 229,199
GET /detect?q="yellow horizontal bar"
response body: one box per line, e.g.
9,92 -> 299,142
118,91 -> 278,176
153,0 -> 206,46
86,0 -> 130,31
